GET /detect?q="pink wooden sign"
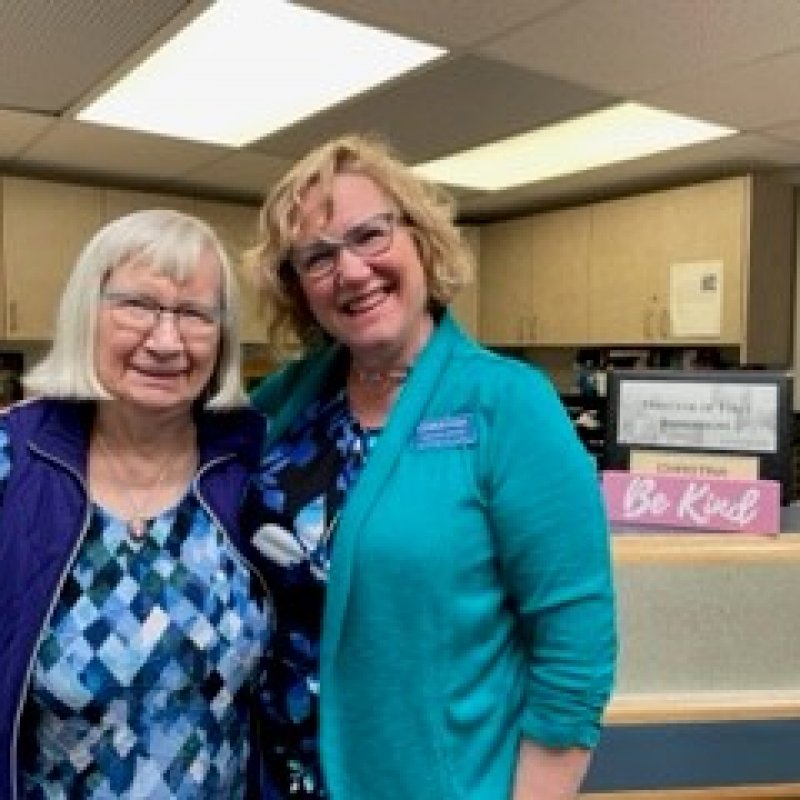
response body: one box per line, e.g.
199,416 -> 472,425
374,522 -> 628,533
601,470 -> 781,534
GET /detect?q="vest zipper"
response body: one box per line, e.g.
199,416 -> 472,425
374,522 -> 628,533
192,453 -> 274,607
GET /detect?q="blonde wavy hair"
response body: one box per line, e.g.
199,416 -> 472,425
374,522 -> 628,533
246,133 -> 474,356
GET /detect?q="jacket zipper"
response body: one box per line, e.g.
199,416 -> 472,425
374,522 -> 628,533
192,454 -> 272,602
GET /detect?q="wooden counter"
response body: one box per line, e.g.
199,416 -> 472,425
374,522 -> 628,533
606,688 -> 800,724
612,531 -> 800,564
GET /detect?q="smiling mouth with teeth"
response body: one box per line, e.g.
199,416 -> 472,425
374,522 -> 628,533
341,288 -> 390,315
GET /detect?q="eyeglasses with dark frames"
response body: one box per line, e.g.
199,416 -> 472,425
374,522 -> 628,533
101,290 -> 222,339
288,211 -> 407,281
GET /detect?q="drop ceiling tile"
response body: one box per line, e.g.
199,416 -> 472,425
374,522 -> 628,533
480,0 -> 800,95
183,150 -> 293,197
0,0 -> 192,113
299,0 -> 566,47
22,120 -> 223,180
253,54 -> 612,163
0,110 -> 53,159
643,49 -> 800,131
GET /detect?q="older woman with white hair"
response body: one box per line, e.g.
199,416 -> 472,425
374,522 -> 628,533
0,209 -> 272,799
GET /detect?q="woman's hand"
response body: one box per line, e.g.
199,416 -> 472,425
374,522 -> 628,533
512,740 -> 591,800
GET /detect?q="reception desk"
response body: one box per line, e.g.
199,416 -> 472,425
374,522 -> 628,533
581,532 -> 800,798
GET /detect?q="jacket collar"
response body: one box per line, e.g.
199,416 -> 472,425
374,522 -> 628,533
25,398 -> 263,476
26,399 -> 94,476
195,405 -> 264,469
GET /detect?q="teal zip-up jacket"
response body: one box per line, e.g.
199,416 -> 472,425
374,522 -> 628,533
252,313 -> 616,800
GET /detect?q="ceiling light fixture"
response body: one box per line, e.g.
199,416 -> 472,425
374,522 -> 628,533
414,102 -> 737,190
77,0 -> 444,147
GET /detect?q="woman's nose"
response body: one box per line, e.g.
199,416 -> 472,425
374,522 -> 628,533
145,311 -> 185,351
335,246 -> 373,282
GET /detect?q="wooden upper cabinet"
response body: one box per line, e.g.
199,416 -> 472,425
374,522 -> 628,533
1,174 -> 790,365
658,179 -> 744,344
479,217 -> 534,345
479,208 -> 591,345
587,175 -> 793,364
587,190 -> 668,344
588,179 -> 743,345
449,225 -> 479,337
527,206 -> 590,344
193,199 -> 266,344
2,177 -> 105,339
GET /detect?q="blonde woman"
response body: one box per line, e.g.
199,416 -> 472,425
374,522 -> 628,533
243,134 -> 616,800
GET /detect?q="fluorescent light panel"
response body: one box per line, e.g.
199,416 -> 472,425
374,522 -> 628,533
414,103 -> 737,191
78,0 -> 444,147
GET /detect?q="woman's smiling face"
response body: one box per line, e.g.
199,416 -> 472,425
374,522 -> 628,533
94,249 -> 222,417
291,172 -> 432,369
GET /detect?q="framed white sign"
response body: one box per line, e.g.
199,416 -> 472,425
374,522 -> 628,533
618,380 -> 778,452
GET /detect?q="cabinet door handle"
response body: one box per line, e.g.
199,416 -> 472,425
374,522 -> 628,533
659,308 -> 670,338
643,308 -> 654,339
8,301 -> 17,334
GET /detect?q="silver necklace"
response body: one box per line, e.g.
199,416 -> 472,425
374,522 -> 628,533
93,431 -> 194,539
352,366 -> 410,386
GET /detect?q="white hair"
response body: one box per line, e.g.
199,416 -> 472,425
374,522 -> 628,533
24,208 -> 248,408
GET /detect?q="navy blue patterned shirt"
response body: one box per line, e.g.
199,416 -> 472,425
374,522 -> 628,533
242,387 -> 378,798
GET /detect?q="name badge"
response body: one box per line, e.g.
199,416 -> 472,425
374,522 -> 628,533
414,413 -> 477,449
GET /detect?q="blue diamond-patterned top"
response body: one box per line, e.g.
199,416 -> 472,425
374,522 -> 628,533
242,386 -> 378,799
0,421 -> 272,799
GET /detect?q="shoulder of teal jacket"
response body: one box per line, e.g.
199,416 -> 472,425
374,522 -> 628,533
249,360 -> 301,414
250,343 -> 343,442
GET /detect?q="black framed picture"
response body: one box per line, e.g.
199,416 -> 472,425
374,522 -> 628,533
605,369 -> 794,504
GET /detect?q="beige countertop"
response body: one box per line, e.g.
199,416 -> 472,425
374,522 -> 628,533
612,532 -> 800,564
